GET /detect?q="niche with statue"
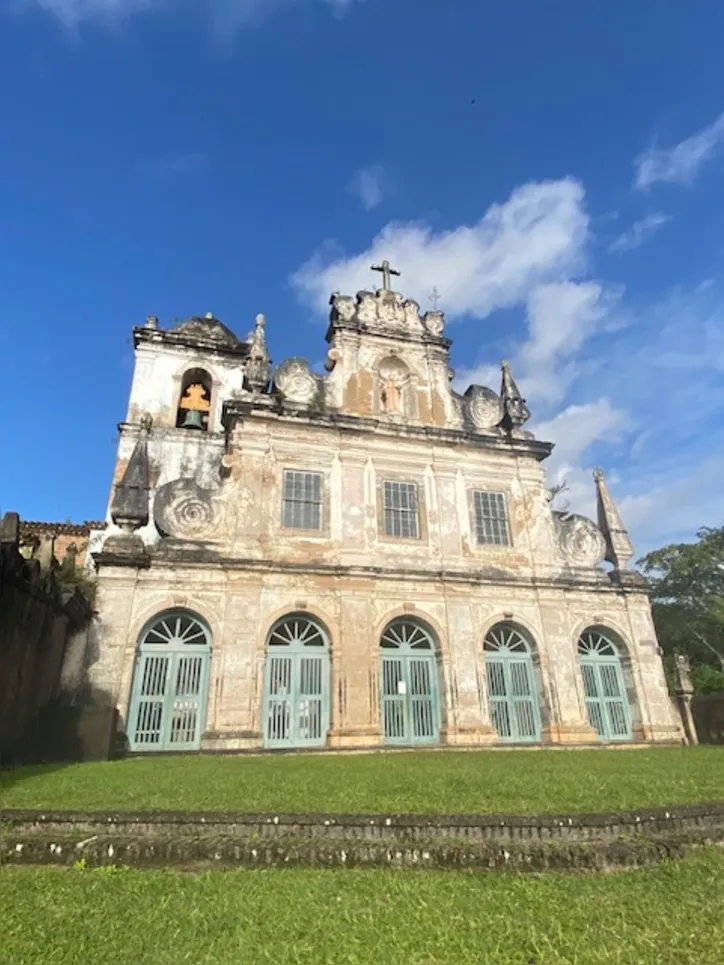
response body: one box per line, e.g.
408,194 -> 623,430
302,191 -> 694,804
176,368 -> 212,431
376,356 -> 416,420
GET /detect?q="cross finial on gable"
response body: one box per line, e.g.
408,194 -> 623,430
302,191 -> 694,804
371,259 -> 401,292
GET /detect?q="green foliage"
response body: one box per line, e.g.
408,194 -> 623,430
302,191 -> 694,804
691,664 -> 724,695
3,747 -> 724,815
638,525 -> 724,669
5,849 -> 724,964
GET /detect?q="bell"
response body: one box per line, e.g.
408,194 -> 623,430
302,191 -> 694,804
180,409 -> 205,430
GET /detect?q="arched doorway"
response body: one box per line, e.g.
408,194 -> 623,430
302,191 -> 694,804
379,619 -> 440,745
484,622 -> 541,742
127,611 -> 211,752
578,628 -> 633,741
263,614 -> 331,748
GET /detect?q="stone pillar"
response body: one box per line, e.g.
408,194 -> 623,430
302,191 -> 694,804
673,652 -> 698,745
442,598 -> 497,745
538,600 -> 598,744
201,578 -> 264,751
329,591 -> 382,747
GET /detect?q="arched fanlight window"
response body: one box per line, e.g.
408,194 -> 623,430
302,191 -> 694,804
263,614 -> 331,749
127,610 -> 211,752
176,368 -> 212,431
578,628 -> 633,741
483,622 -> 541,743
379,618 -> 440,745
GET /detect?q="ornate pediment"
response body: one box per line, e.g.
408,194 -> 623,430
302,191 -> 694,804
329,290 -> 447,342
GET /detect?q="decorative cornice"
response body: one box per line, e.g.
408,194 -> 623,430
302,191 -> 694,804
222,401 -> 554,462
93,548 -> 647,595
133,326 -> 251,359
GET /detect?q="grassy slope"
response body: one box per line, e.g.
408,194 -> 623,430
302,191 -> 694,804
3,850 -> 724,965
2,746 -> 724,814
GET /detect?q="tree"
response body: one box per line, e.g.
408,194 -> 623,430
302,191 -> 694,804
638,526 -> 724,672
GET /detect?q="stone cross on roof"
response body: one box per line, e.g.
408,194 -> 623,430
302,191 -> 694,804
371,259 -> 400,292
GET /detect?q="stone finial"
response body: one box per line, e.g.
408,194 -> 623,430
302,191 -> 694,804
593,467 -> 634,570
245,313 -> 272,392
0,511 -> 20,546
673,652 -> 694,696
498,360 -> 530,433
144,314 -> 159,330
110,417 -> 152,539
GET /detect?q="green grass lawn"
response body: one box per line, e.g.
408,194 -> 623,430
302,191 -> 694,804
2,849 -> 724,964
2,746 -> 724,814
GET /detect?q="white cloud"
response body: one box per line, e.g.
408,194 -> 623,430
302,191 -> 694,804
533,398 -> 625,477
293,178 -> 589,318
608,213 -> 671,253
349,165 -> 385,211
16,0 -> 362,28
635,111 -> 724,189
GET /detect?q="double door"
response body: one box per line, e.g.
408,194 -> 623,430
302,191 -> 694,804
581,658 -> 632,740
381,653 -> 440,744
485,655 -> 540,742
129,650 -> 209,751
264,650 -> 330,747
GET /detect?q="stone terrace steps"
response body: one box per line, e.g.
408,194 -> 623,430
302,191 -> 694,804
3,802 -> 724,873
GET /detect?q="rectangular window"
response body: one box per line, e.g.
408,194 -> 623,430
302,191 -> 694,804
383,480 -> 420,539
473,490 -> 511,546
282,470 -> 323,531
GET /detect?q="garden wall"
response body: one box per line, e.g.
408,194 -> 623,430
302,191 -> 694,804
0,512 -> 95,763
692,693 -> 724,744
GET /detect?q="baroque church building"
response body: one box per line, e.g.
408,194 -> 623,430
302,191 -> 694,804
86,267 -> 681,756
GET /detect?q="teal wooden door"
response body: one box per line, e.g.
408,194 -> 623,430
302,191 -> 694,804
263,616 -> 330,748
484,624 -> 541,742
127,612 -> 211,752
578,630 -> 632,741
380,620 -> 440,745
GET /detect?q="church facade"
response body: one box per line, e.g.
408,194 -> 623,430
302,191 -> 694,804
86,270 -> 682,756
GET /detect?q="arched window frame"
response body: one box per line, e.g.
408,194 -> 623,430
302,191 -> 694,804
262,612 -> 331,749
126,609 -> 212,752
482,621 -> 544,743
379,617 -> 442,746
577,625 -> 639,742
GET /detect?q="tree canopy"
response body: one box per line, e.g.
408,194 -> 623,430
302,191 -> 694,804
638,525 -> 724,676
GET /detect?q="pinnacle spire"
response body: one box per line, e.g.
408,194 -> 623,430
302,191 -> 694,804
111,415 -> 152,535
498,360 -> 530,432
593,468 -> 633,570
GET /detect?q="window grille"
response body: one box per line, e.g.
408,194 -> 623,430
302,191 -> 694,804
473,490 -> 510,545
283,471 -> 323,531
383,480 -> 420,539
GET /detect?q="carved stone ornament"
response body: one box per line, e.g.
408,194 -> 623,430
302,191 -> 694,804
273,358 -> 318,405
554,512 -> 607,568
329,290 -> 438,338
424,311 -> 445,336
464,385 -> 502,431
154,478 -> 226,542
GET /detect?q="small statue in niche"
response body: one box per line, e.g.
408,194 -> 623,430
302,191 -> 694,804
378,356 -> 408,416
381,380 -> 402,414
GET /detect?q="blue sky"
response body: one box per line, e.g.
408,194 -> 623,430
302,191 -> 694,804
2,0 -> 724,557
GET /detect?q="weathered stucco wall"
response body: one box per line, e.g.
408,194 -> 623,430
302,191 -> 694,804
87,562 -> 680,757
